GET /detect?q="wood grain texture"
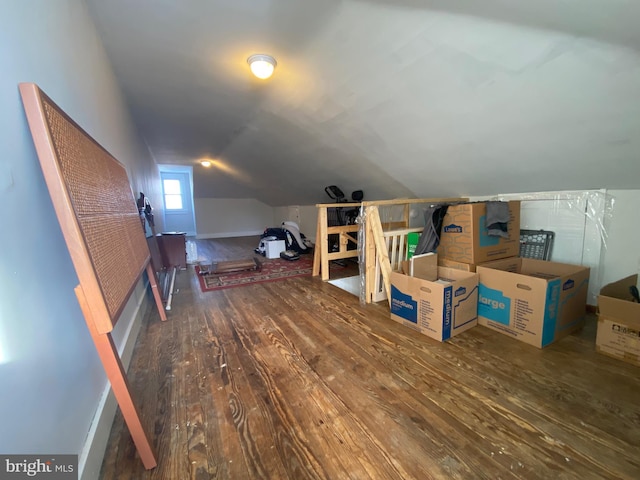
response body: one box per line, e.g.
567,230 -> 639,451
100,238 -> 640,480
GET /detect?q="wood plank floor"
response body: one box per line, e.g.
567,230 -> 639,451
99,237 -> 640,480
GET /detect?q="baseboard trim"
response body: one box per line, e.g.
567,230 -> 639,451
78,283 -> 151,480
196,231 -> 263,239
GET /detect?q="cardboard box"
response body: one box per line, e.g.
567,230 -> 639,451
390,267 -> 479,342
476,258 -> 590,348
437,201 -> 520,264
438,257 -> 477,272
265,239 -> 286,259
596,275 -> 640,367
408,252 -> 438,280
437,256 -> 521,273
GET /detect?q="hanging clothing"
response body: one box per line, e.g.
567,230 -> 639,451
414,205 -> 449,255
486,201 -> 510,238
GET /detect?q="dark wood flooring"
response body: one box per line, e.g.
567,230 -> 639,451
99,237 -> 640,479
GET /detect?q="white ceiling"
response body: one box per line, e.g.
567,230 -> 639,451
86,0 -> 640,206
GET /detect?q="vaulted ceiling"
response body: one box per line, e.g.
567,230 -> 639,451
86,0 -> 640,206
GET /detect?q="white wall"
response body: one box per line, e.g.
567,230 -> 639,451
196,201 -> 318,242
0,2 -> 159,479
273,205 -> 319,242
195,198 -> 274,238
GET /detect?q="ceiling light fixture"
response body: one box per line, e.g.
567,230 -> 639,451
247,54 -> 277,79
200,160 -> 212,167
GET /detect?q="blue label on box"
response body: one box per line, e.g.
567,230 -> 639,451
478,284 -> 511,325
541,279 -> 561,347
443,224 -> 463,233
479,214 -> 500,247
562,279 -> 575,291
391,285 -> 417,323
454,286 -> 466,297
442,286 -> 453,340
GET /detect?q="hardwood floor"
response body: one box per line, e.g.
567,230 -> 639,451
99,238 -> 640,479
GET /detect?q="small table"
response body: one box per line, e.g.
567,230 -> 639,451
199,258 -> 262,275
156,232 -> 187,269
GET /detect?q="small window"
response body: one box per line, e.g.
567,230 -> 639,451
163,179 -> 183,210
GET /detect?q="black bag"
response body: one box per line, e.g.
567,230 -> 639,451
259,227 -> 310,254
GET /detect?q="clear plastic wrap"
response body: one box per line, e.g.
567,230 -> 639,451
487,190 -> 615,304
357,206 -> 367,305
489,190 -> 613,250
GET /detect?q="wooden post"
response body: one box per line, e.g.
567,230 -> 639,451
75,285 -> 157,470
147,263 -> 167,321
364,207 -> 377,303
312,206 -> 329,279
368,207 -> 393,306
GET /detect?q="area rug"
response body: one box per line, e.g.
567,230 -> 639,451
196,255 -> 318,291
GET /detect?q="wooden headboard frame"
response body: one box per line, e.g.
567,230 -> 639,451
20,82 -> 167,470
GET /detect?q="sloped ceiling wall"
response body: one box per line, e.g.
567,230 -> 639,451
87,0 -> 640,206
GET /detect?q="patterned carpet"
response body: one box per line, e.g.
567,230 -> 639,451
195,255 -> 317,291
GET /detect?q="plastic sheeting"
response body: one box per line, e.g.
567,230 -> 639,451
489,190 -> 614,251
487,190 -> 614,305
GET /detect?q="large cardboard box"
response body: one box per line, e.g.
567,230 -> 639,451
437,201 -> 520,264
596,275 -> 640,367
476,258 -> 590,348
390,267 -> 479,342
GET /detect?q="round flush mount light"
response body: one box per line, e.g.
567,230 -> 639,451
247,54 -> 277,79
200,160 -> 212,167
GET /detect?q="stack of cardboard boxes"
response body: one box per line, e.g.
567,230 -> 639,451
596,275 -> 640,367
390,201 -> 592,349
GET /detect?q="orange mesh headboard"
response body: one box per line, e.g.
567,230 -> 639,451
20,83 -> 149,334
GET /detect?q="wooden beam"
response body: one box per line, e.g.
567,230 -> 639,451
319,206 -> 330,281
146,263 -> 167,322
315,202 -> 361,208
312,209 -> 322,277
368,207 -> 392,306
364,209 -> 377,304
361,197 -> 467,207
75,285 -> 157,470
